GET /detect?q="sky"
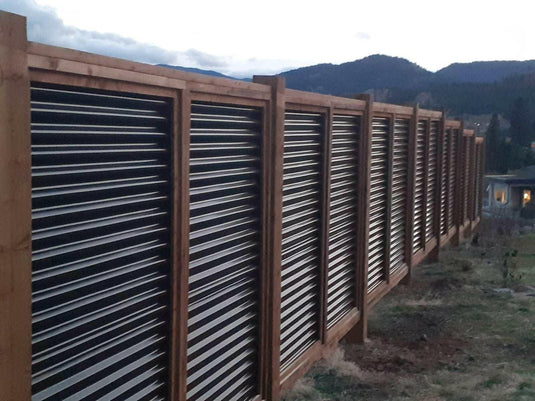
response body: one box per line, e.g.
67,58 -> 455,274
1,0 -> 534,78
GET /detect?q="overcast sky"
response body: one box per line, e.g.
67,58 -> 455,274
1,0 -> 533,77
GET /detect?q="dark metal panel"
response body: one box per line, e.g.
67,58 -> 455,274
425,121 -> 439,241
475,143 -> 482,218
462,136 -> 471,222
327,115 -> 359,328
440,129 -> 450,235
390,119 -> 408,271
448,130 -> 458,230
187,102 -> 262,401
280,111 -> 323,371
368,117 -> 389,292
30,83 -> 172,400
412,121 -> 425,254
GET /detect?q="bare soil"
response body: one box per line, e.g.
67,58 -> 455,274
283,229 -> 535,401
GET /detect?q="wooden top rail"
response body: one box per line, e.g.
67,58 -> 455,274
418,109 -> 442,119
27,42 -> 271,97
29,43 -> 444,118
285,88 -> 366,111
372,101 -> 413,116
445,119 -> 462,129
463,129 -> 475,136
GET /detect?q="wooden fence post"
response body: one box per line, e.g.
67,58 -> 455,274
253,75 -> 285,401
344,94 -> 373,343
0,11 -> 32,401
170,88 -> 191,401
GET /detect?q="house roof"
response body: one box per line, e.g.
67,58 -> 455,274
487,166 -> 535,185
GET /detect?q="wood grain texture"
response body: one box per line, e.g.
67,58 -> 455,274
0,11 -> 32,401
169,89 -> 191,401
344,94 -> 373,343
253,75 -> 286,401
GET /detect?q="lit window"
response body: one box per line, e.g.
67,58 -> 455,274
523,190 -> 531,206
495,190 -> 506,204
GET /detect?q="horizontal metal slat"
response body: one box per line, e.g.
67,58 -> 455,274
188,101 -> 262,400
280,110 -> 323,369
31,83 -> 171,400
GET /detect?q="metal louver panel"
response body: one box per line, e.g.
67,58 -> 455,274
462,136 -> 470,222
474,144 -> 482,218
188,102 -> 261,401
368,117 -> 389,292
390,119 -> 408,272
412,121 -> 426,254
425,121 -> 439,241
30,83 -> 171,400
280,111 -> 322,371
440,129 -> 450,235
447,130 -> 457,230
327,115 -> 359,328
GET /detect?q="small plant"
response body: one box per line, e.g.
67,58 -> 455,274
501,248 -> 523,287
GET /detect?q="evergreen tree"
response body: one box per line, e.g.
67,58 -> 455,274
485,113 -> 503,172
510,97 -> 533,147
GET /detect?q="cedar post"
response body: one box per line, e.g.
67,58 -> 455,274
0,11 -> 32,401
344,93 -> 373,343
252,75 -> 285,401
170,88 -> 191,401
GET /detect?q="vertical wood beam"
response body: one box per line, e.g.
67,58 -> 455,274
319,107 -> 334,342
405,105 -> 418,276
345,94 -> 373,343
170,88 -> 191,401
0,11 -> 32,401
253,75 -> 285,401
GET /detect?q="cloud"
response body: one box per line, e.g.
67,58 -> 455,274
0,0 -> 228,69
356,32 -> 371,40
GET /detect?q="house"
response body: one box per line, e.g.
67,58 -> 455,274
485,166 -> 535,215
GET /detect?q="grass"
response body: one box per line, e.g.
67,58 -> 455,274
283,228 -> 535,401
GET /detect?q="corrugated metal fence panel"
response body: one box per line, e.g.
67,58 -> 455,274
462,136 -> 471,222
474,143 -> 482,218
447,130 -> 457,230
412,121 -> 426,254
280,111 -> 323,371
30,83 -> 171,401
440,129 -> 450,235
188,102 -> 262,400
425,121 -> 439,242
390,119 -> 409,272
327,114 -> 359,328
368,117 -> 389,292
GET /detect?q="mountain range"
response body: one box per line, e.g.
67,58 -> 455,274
159,55 -> 535,117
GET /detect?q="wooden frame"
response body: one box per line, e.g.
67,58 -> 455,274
0,12 -> 32,401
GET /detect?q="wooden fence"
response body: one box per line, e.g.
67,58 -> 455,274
0,11 -> 485,401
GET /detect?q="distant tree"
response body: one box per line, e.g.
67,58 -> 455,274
503,142 -> 527,172
485,113 -> 504,172
510,97 -> 533,147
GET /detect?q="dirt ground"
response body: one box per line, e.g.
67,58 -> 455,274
283,223 -> 535,401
